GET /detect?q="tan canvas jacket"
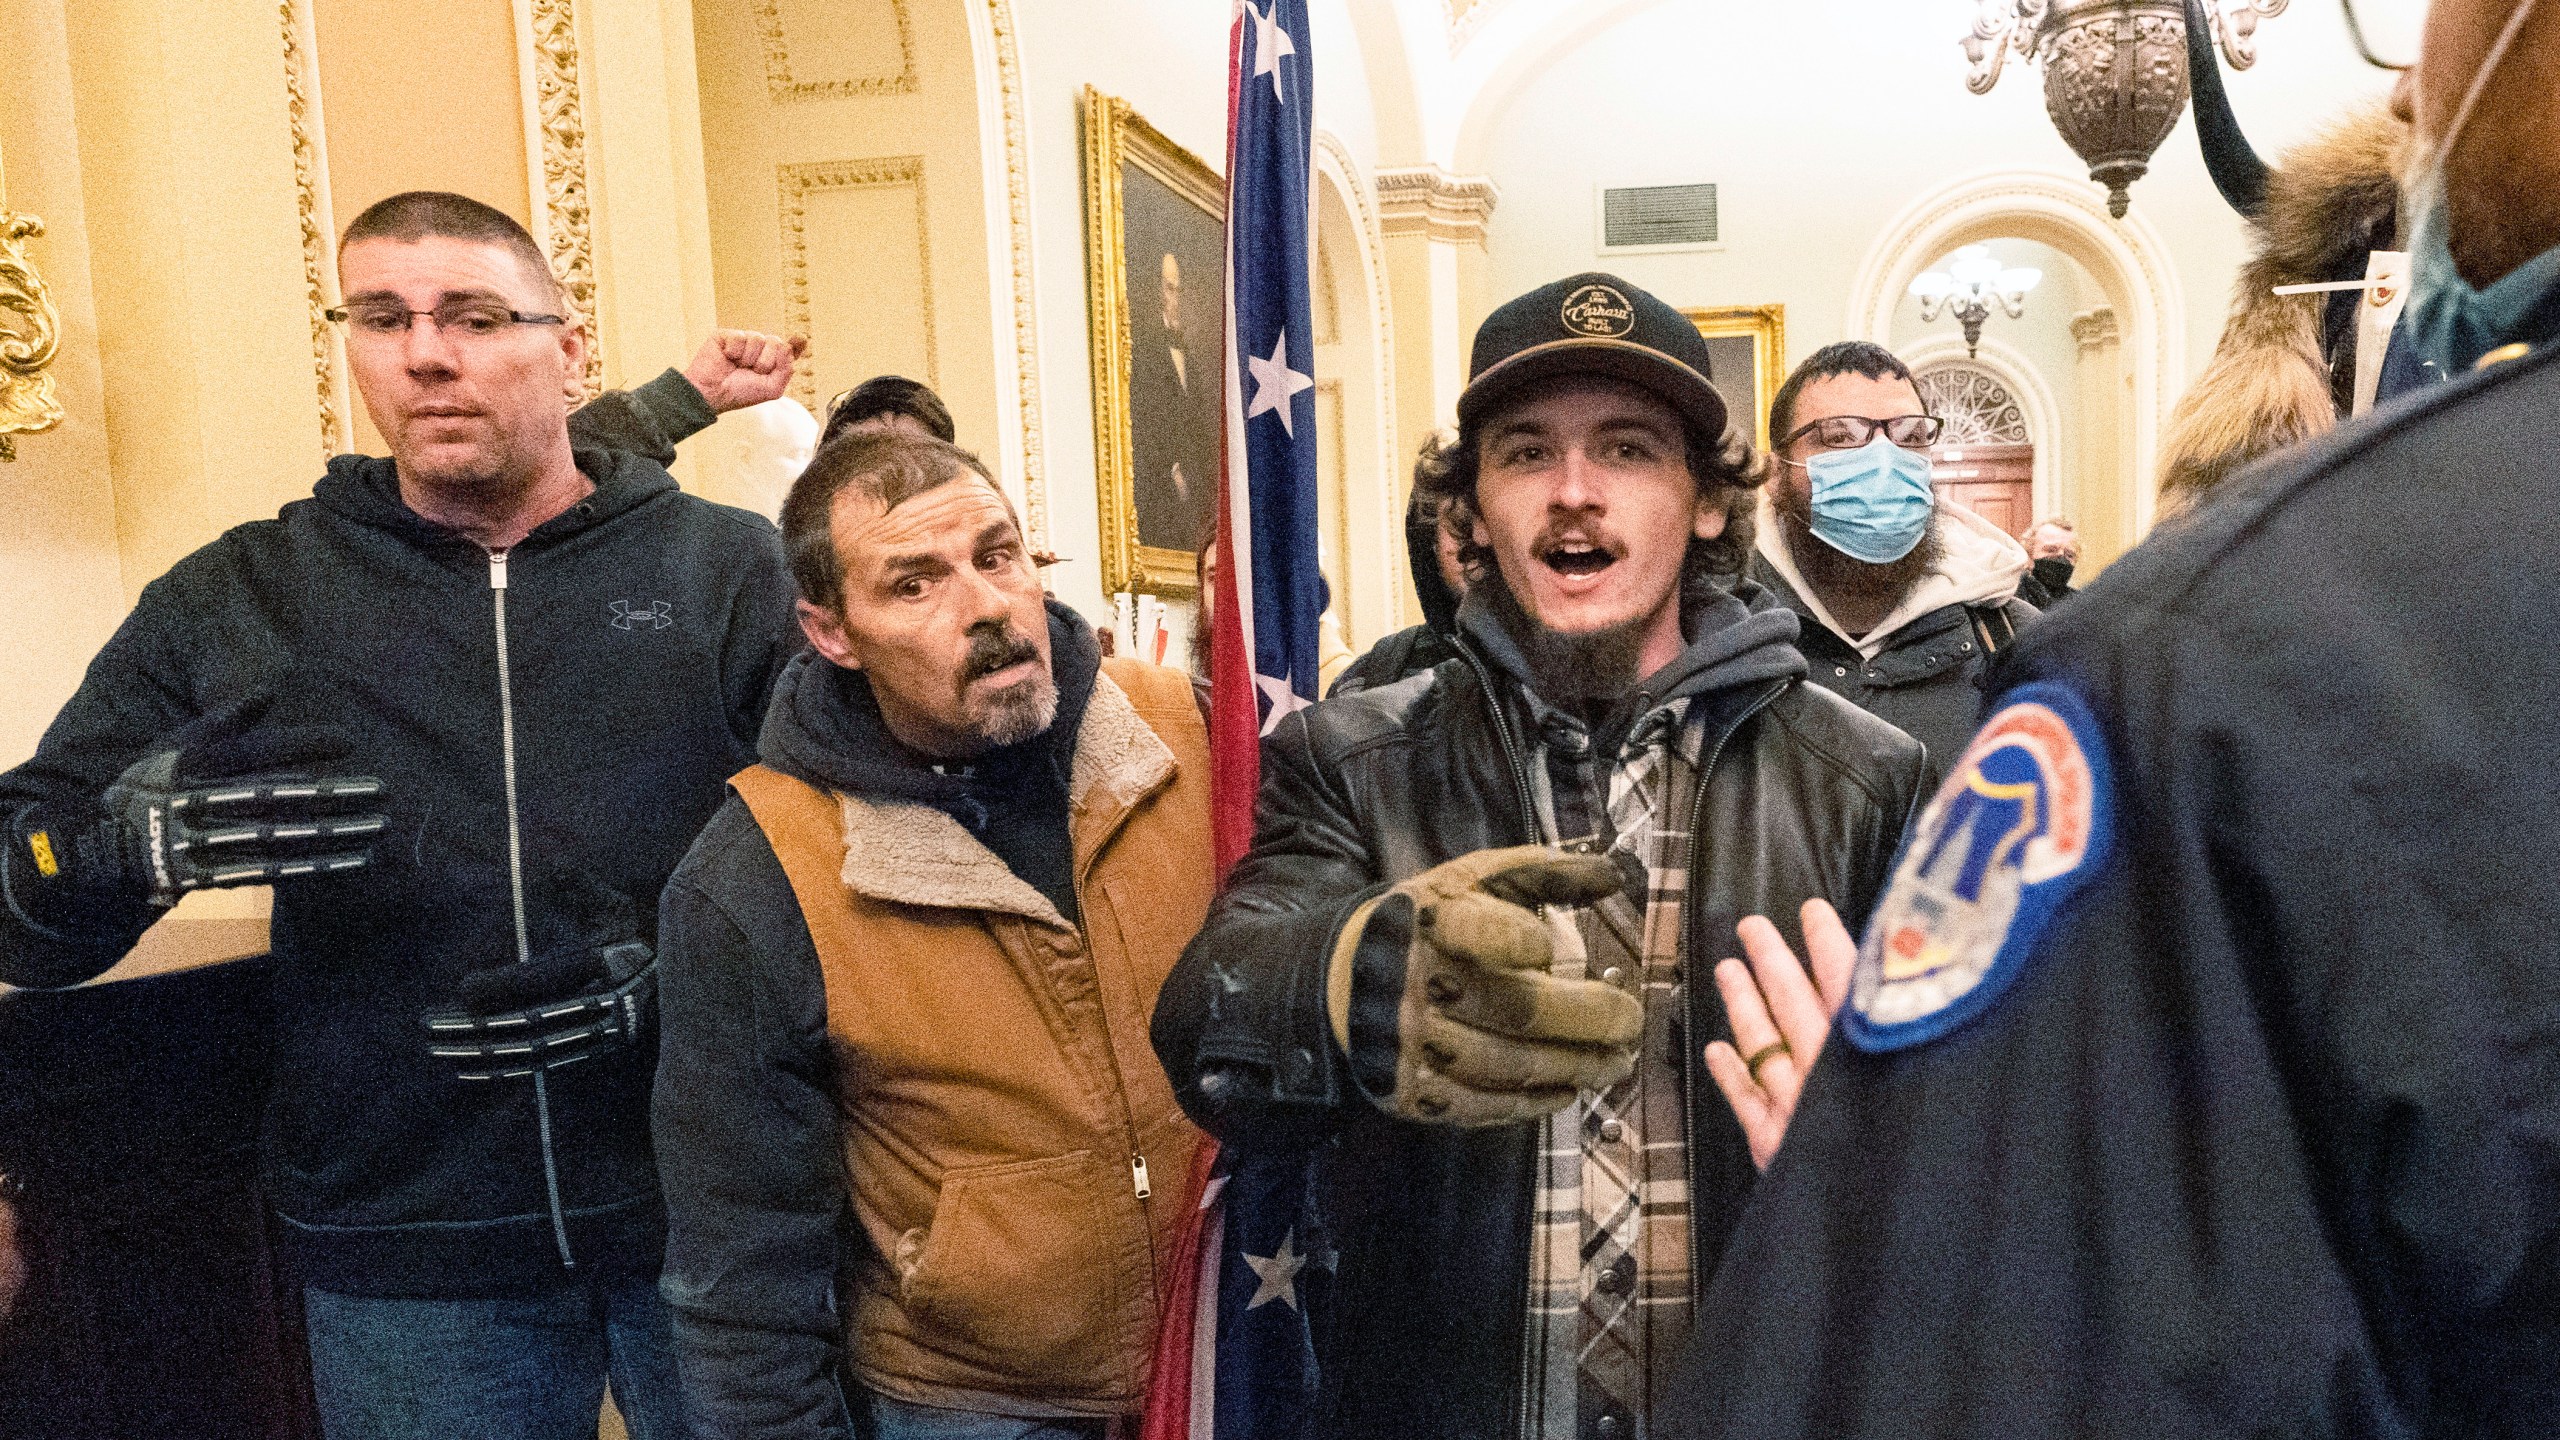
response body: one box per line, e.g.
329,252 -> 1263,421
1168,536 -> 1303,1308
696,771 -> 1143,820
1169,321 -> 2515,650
732,656 -> 1213,1415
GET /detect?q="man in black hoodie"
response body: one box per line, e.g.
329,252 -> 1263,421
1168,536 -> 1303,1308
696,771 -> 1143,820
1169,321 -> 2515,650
1152,274 -> 1923,1440
0,192 -> 800,1439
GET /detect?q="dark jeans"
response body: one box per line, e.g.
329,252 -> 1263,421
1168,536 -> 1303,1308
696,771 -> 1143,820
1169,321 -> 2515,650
303,1268 -> 685,1440
856,1391 -> 1111,1440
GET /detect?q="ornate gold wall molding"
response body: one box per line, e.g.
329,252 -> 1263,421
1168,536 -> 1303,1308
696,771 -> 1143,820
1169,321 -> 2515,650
522,0 -> 604,396
981,0 -> 1046,547
281,0 -> 342,462
0,209 -> 63,463
777,156 -> 938,410
1375,166 -> 1500,247
756,0 -> 918,102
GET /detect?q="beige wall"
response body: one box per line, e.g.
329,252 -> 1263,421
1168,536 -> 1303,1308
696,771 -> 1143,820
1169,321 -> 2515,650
689,0 -> 1002,518
0,0 -> 126,766
313,0 -> 534,456
314,0 -> 534,225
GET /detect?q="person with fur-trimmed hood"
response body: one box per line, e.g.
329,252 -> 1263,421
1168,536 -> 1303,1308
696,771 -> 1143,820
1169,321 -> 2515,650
2156,0 -> 2410,511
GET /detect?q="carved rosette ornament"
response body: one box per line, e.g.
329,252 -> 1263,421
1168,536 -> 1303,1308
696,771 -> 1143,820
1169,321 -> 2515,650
1963,0 -> 2287,218
0,209 -> 63,463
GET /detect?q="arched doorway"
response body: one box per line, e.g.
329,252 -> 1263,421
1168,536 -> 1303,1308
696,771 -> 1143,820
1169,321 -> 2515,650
1848,168 -> 2185,569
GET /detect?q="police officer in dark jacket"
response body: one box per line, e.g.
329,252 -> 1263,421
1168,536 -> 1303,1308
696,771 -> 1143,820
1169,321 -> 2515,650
1155,274 -> 1922,1440
1668,6 -> 2560,1434
0,193 -> 800,1439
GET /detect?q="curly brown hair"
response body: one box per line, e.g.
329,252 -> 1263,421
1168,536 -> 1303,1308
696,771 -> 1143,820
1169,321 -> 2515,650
1411,404 -> 1765,587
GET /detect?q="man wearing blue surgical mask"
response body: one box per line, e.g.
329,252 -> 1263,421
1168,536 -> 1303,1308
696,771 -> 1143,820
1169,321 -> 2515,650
1752,342 -> 2038,786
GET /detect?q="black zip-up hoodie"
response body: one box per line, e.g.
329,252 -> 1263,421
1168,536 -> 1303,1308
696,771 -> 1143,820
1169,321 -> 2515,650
0,442 -> 799,1296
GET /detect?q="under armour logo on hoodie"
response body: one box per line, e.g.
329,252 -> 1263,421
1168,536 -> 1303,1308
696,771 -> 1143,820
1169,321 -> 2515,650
609,600 -> 674,631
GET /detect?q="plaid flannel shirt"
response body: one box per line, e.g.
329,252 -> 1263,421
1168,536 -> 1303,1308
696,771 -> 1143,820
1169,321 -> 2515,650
1517,695 -> 1706,1440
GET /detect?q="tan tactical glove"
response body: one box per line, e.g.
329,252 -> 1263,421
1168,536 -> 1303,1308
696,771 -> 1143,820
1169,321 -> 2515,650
1326,845 -> 1643,1127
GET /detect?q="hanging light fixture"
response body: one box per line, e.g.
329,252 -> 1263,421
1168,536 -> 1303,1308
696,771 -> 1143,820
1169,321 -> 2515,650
1963,0 -> 2289,217
1911,245 -> 2044,357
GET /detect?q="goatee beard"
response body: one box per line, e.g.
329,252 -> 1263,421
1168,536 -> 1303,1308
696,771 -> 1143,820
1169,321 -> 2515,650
1772,481 -> 1943,626
1482,565 -> 1656,707
956,620 -> 1058,750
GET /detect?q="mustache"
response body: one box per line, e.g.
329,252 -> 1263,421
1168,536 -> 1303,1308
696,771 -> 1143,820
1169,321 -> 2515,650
1531,522 -> 1621,554
960,623 -> 1043,685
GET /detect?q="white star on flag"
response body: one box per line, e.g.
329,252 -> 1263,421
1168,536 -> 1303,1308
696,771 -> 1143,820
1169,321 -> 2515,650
1243,1227 -> 1307,1310
1246,331 -> 1315,437
1248,1 -> 1296,102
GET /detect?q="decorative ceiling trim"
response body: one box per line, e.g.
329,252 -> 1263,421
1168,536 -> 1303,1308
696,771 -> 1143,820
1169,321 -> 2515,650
756,0 -> 919,103
280,0 -> 342,462
520,0 -> 603,396
980,0 -> 1046,547
1375,165 -> 1499,247
777,157 -> 938,410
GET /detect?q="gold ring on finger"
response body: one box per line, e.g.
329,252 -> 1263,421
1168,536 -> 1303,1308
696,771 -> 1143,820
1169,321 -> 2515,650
1743,1039 -> 1792,1085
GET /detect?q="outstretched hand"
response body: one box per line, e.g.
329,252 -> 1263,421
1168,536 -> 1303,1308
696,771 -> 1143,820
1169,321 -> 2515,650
1702,899 -> 1857,1170
682,330 -> 806,413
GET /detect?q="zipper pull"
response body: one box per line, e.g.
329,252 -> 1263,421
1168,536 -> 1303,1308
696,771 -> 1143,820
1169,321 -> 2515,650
1131,1152 -> 1152,1200
488,548 -> 509,591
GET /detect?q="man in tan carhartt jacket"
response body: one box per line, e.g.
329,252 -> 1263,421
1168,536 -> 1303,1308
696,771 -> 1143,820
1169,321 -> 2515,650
653,430 -> 1211,1440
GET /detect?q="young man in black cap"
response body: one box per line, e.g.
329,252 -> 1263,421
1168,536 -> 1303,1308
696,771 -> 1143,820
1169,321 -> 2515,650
1152,272 -> 1924,1440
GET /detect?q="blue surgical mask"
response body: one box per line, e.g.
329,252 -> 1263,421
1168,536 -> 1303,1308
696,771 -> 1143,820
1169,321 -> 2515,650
2400,160 -> 2560,381
1804,436 -> 1936,564
2399,0 -> 2560,380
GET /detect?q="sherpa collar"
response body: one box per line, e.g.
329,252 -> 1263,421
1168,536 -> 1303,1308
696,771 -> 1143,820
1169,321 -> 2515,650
833,669 -> 1176,929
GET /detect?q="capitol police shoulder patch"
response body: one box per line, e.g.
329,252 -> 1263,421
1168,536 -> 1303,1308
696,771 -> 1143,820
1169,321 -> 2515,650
1844,682 -> 2115,1052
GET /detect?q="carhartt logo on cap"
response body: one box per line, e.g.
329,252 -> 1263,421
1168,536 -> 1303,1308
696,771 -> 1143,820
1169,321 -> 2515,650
1560,283 -> 1636,338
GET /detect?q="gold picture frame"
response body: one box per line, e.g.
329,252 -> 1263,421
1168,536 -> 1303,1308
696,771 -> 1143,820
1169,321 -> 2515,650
1681,305 -> 1787,451
1082,86 -> 1225,599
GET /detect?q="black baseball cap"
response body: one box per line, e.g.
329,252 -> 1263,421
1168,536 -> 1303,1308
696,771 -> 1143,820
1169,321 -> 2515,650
1455,272 -> 1728,442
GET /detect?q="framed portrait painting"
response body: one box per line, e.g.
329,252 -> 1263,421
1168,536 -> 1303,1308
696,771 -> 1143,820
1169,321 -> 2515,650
1681,305 -> 1787,450
1082,86 -> 1225,599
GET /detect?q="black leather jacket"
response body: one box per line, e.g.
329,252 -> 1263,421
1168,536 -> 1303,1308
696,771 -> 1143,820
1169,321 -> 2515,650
1753,558 -> 2037,791
1152,638 -> 1925,1440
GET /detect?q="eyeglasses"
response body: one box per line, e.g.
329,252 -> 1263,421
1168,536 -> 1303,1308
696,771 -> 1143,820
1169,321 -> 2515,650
326,299 -> 566,341
1780,414 -> 1944,452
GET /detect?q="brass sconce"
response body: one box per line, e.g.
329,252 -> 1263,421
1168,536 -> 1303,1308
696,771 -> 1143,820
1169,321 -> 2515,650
0,141 -> 64,462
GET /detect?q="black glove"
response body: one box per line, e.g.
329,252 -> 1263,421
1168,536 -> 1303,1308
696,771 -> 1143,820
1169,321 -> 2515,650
422,874 -> 656,1081
423,939 -> 656,1081
9,694 -> 389,915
